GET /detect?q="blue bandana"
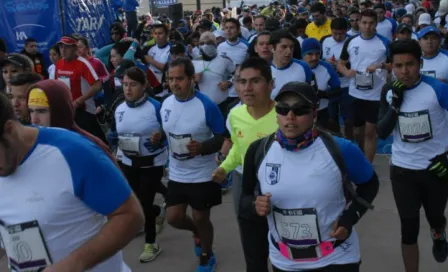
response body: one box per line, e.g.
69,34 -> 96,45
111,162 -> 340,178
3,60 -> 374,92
275,127 -> 319,152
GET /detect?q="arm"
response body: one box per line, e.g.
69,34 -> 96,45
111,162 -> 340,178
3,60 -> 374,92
338,38 -> 356,78
78,80 -> 102,103
377,83 -> 398,140
95,44 -> 114,67
145,54 -> 167,71
123,41 -> 138,61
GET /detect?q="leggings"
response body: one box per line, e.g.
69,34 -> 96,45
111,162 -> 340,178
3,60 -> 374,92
272,262 -> 360,272
120,163 -> 164,243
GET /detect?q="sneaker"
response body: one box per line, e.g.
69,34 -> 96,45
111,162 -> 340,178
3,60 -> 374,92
196,254 -> 216,272
193,235 -> 202,257
431,230 -> 448,263
156,202 -> 166,234
139,243 -> 162,263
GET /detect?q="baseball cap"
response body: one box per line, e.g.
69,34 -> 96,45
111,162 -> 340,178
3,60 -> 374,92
115,59 -> 136,79
417,26 -> 441,40
397,23 -> 412,33
3,53 -> 33,70
58,35 -> 78,45
301,38 -> 321,56
394,8 -> 407,18
198,19 -> 213,30
275,82 -> 318,106
373,3 -> 386,10
265,18 -> 281,31
418,13 -> 431,26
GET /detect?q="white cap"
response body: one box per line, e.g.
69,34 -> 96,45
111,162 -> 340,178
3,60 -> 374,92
405,3 -> 415,14
418,13 -> 431,26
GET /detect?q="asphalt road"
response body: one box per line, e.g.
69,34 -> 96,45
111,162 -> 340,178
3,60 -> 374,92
1,155 -> 448,271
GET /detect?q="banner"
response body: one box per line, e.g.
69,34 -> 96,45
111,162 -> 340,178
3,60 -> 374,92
154,0 -> 178,8
63,0 -> 115,52
0,0 -> 62,56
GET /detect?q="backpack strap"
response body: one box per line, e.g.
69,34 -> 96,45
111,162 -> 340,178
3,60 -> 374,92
253,133 -> 276,195
319,131 -> 374,210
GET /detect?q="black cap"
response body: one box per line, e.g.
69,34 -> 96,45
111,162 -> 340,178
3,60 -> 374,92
115,59 -> 136,79
373,3 -> 386,10
275,82 -> 318,106
198,19 -> 213,30
397,23 -> 412,33
265,18 -> 281,31
3,53 -> 33,70
347,6 -> 360,16
170,42 -> 186,55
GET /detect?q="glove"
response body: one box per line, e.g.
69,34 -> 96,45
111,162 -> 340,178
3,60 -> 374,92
391,81 -> 406,112
428,152 -> 448,180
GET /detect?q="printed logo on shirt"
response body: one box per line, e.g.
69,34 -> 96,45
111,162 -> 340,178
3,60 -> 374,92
117,111 -> 125,122
324,47 -> 331,56
265,163 -> 281,185
353,46 -> 359,55
237,130 -> 244,138
164,109 -> 171,122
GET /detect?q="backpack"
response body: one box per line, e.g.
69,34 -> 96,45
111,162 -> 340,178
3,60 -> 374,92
253,130 -> 374,210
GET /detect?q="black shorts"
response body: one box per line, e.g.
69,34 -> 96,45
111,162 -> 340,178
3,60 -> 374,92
352,98 -> 380,127
166,181 -> 222,211
272,262 -> 360,272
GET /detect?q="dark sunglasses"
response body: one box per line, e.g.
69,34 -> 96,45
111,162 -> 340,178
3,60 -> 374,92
275,103 -> 313,116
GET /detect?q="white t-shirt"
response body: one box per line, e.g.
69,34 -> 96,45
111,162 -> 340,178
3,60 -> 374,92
218,38 -> 249,97
115,98 -> 168,167
321,35 -> 350,88
0,127 -> 131,272
376,18 -> 397,41
340,33 -> 389,101
147,43 -> 171,83
48,64 -> 56,79
271,59 -> 314,99
312,61 -> 341,110
193,55 -> 236,104
258,137 -> 373,270
387,76 -> 448,170
161,91 -> 225,183
347,29 -> 359,36
421,50 -> 448,82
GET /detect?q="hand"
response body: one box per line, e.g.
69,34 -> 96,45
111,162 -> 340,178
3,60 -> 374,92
428,152 -> 448,179
255,193 -> 272,216
366,64 -> 379,73
391,80 -> 406,112
326,58 -> 336,65
150,132 -> 162,146
218,81 -> 231,91
346,69 -> 356,78
95,106 -> 103,114
43,258 -> 83,272
215,151 -> 226,165
329,219 -> 350,240
186,140 -> 203,156
212,167 -> 227,183
193,73 -> 202,83
73,98 -> 84,109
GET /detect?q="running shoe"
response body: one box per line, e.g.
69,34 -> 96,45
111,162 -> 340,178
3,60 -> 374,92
431,229 -> 448,263
156,202 -> 166,234
194,235 -> 202,257
139,243 -> 162,263
196,254 -> 216,272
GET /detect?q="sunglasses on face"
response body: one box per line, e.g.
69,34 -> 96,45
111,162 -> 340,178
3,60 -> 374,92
275,103 -> 313,116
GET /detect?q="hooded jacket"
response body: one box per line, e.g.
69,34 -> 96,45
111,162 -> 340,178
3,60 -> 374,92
28,80 -> 117,165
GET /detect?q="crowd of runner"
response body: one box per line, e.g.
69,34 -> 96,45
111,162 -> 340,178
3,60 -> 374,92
0,0 -> 448,271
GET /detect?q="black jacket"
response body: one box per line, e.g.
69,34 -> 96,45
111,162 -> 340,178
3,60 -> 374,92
20,50 -> 48,79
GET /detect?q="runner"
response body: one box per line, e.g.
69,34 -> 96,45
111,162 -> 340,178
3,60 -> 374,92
2,53 -> 34,94
9,72 -> 42,124
241,81 -> 379,272
162,57 -> 225,272
146,24 -> 171,85
347,7 -> 361,36
0,91 -> 144,272
374,3 -> 397,41
377,39 -> 448,272
250,31 -> 273,62
418,26 -> 448,82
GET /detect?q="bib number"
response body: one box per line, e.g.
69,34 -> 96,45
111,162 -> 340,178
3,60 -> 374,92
169,133 -> 193,161
422,70 -> 436,78
0,220 -> 52,271
57,76 -> 71,91
355,71 -> 373,90
398,110 -> 433,143
273,207 -> 321,246
118,134 -> 140,155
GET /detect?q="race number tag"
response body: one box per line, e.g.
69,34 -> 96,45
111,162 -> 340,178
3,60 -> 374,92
118,134 -> 141,155
421,70 -> 436,78
398,110 -> 433,143
355,71 -> 373,90
57,76 -> 71,91
169,133 -> 193,160
273,207 -> 321,247
0,220 -> 52,271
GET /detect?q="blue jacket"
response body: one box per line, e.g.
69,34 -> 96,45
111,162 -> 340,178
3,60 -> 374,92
113,0 -> 123,10
123,0 -> 139,12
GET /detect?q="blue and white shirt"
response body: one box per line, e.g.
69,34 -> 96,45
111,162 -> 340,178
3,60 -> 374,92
218,39 -> 249,98
161,91 -> 225,183
376,18 -> 397,41
421,50 -> 448,82
271,59 -> 314,99
387,76 -> 448,170
115,98 -> 168,167
0,127 -> 131,272
321,35 -> 350,88
260,137 -> 373,270
312,60 -> 341,110
147,43 -> 171,83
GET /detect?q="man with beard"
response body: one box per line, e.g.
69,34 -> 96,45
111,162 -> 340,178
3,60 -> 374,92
306,2 -> 332,41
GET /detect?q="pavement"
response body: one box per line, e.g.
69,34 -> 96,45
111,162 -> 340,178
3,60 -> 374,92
1,155 -> 448,272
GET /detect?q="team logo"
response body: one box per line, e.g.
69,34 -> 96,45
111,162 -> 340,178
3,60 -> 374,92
117,111 -> 125,122
353,46 -> 359,55
265,163 -> 281,185
164,109 -> 171,122
325,47 -> 331,56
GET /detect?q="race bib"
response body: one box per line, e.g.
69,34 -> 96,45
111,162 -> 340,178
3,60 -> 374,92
422,70 -> 436,78
118,134 -> 140,155
57,76 -> 71,91
0,220 -> 52,271
273,207 -> 321,247
355,71 -> 373,90
398,110 -> 433,143
169,133 -> 193,160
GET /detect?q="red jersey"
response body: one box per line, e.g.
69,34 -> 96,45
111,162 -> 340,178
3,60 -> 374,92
55,57 -> 99,114
87,56 -> 110,83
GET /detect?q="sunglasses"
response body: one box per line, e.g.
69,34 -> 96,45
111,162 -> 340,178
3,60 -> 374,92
275,103 -> 313,116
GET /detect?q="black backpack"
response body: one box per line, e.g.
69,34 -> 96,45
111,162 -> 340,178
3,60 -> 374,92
253,130 -> 374,210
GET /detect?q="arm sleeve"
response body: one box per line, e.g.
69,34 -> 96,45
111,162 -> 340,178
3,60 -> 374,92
95,44 -> 114,66
326,64 -> 341,89
433,81 -> 448,110
123,41 -> 138,61
148,98 -> 162,124
82,61 -> 99,85
339,38 -> 351,61
377,84 -> 398,140
220,142 -> 241,173
204,98 -> 225,135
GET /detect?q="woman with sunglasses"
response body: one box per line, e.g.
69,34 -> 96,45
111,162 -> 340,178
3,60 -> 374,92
240,82 -> 379,272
